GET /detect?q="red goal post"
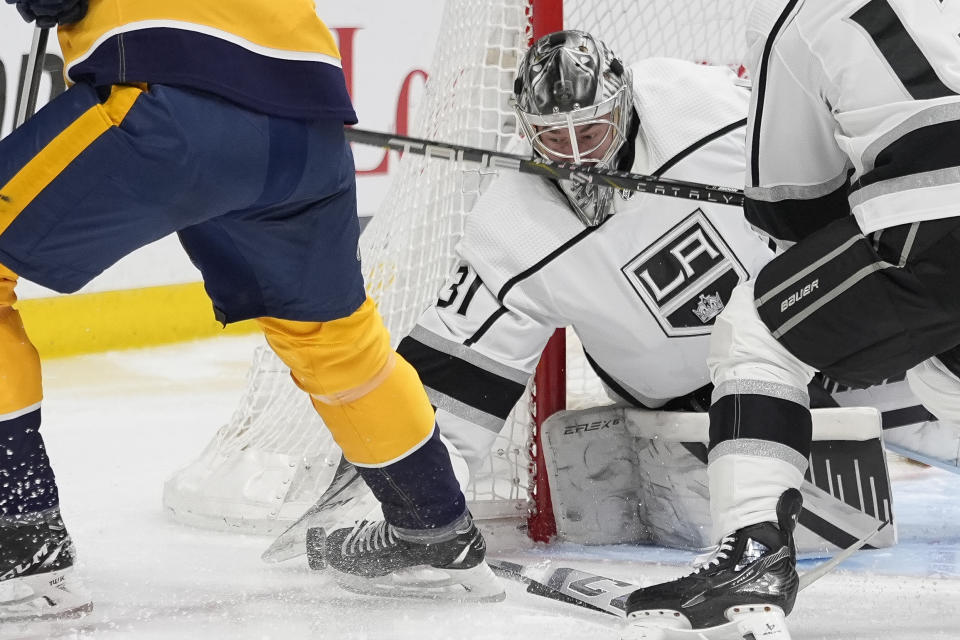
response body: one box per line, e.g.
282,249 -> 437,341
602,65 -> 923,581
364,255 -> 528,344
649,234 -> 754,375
161,0 -> 751,543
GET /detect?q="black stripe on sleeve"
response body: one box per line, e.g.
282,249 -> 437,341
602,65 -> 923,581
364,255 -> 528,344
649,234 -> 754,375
850,0 -> 957,100
464,307 -> 509,346
853,119 -> 960,192
750,0 -> 802,187
653,119 -> 747,178
744,177 -> 851,243
397,335 -> 527,420
881,405 -> 937,429
496,220 -> 608,302
455,211 -> 611,348
461,212 -> 610,348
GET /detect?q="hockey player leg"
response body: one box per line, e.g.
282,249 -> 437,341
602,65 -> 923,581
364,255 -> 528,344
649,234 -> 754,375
625,283 -> 812,633
257,300 -> 502,602
0,266 -> 91,620
261,433 -> 470,564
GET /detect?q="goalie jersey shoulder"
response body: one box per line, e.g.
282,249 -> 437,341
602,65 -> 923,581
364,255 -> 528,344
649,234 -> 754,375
628,57 -> 749,178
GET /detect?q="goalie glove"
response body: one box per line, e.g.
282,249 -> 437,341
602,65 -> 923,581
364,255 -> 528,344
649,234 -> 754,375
6,0 -> 88,28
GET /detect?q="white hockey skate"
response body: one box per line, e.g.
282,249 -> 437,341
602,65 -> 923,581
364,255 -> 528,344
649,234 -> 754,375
0,510 -> 93,622
313,517 -> 505,602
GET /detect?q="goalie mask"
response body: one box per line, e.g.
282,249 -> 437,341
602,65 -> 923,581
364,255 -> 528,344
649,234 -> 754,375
514,30 -> 634,226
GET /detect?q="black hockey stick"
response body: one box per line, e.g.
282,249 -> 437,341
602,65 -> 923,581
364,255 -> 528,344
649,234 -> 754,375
490,520 -> 889,618
798,520 -> 890,589
345,127 -> 745,207
15,27 -> 49,128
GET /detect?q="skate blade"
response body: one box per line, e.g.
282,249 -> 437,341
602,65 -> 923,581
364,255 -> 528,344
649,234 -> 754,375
334,562 -> 506,603
623,605 -> 791,640
0,568 -> 94,623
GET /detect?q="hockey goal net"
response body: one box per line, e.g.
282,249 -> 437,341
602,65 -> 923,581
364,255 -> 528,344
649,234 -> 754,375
162,0 -> 751,541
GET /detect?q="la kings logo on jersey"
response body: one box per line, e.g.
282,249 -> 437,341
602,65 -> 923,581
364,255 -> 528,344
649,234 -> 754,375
621,210 -> 747,337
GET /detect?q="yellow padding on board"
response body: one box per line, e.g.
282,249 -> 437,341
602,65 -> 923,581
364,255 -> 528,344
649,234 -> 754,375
17,282 -> 258,359
258,298 -> 435,466
0,85 -> 141,236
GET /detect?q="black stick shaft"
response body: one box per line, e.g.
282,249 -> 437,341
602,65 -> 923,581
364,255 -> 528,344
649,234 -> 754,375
345,127 -> 745,208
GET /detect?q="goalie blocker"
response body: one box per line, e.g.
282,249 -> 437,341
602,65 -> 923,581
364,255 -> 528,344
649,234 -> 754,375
541,406 -> 895,554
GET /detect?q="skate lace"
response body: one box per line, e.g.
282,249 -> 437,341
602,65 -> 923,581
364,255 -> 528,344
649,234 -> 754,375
342,520 -> 398,556
692,535 -> 736,573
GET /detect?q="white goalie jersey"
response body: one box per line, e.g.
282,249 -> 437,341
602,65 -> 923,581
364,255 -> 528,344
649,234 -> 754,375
396,58 -> 773,469
745,0 -> 960,240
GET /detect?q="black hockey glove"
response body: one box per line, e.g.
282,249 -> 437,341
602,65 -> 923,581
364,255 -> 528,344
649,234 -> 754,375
6,0 -> 88,28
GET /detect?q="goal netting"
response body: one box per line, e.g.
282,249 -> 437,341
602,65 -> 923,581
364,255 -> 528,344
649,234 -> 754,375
161,0 -> 751,539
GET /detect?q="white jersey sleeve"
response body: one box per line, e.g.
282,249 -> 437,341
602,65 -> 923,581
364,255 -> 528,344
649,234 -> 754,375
396,251 -> 560,473
746,0 -> 960,238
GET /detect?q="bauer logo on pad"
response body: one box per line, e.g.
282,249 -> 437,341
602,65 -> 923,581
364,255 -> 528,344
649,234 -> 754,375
621,210 -> 747,337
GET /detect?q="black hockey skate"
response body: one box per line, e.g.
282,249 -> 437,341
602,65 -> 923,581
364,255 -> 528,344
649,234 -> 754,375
0,509 -> 92,621
310,517 -> 504,602
624,489 -> 802,636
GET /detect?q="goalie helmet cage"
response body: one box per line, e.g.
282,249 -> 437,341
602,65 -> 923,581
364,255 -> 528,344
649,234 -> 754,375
161,0 -> 751,542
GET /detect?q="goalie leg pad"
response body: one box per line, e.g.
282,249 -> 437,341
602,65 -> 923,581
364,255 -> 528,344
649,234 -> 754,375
541,406 -> 895,554
884,421 -> 960,471
907,357 -> 960,424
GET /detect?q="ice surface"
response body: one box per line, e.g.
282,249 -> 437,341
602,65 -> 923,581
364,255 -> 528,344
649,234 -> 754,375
6,335 -> 960,639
